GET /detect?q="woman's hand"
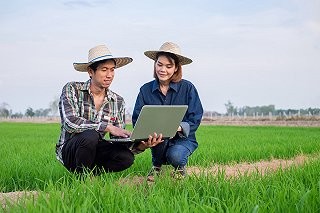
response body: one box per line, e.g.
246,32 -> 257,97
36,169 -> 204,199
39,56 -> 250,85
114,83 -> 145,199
137,132 -> 163,151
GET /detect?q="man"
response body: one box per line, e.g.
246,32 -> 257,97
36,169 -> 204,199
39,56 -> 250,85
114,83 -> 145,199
56,44 -> 162,174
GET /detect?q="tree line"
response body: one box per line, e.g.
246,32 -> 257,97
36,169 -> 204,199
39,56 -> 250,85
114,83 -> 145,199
0,98 -> 59,118
1,99 -> 319,118
223,100 -> 320,116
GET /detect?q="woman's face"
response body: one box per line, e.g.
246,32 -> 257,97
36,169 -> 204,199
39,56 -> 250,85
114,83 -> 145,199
155,55 -> 177,85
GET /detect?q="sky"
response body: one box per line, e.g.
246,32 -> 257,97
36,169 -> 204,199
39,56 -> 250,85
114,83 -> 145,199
0,0 -> 319,114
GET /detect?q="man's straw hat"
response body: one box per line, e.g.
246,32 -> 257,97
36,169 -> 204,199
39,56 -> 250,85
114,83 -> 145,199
144,42 -> 192,65
73,45 -> 133,72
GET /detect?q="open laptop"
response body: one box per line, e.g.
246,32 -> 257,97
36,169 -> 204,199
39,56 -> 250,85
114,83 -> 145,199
105,105 -> 188,143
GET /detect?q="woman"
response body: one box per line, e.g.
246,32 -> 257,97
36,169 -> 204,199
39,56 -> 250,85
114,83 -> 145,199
132,42 -> 203,180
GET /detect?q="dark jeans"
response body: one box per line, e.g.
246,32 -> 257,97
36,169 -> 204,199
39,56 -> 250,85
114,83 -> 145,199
62,130 -> 134,174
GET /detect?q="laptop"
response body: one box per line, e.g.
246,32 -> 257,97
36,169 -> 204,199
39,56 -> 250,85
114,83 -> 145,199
105,105 -> 188,143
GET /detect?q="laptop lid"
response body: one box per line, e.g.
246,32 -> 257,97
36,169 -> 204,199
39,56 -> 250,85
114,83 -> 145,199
106,105 -> 188,143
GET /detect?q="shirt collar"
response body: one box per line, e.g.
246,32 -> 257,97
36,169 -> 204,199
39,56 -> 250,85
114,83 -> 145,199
152,80 -> 178,93
79,79 -> 91,91
80,79 -> 116,101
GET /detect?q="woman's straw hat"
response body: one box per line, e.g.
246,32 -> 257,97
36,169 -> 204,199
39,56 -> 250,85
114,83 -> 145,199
73,45 -> 133,72
144,42 -> 192,65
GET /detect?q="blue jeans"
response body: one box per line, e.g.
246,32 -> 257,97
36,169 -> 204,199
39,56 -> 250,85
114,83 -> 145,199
151,137 -> 198,168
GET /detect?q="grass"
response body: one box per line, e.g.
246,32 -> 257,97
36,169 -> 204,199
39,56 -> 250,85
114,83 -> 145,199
1,122 -> 320,212
193,125 -> 320,166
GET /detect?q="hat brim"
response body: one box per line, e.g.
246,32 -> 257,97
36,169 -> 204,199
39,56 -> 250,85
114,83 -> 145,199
144,51 -> 192,65
73,56 -> 133,72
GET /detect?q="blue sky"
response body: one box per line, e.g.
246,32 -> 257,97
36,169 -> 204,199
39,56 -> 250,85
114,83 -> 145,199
0,0 -> 319,113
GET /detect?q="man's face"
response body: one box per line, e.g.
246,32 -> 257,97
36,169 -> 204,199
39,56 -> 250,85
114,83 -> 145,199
89,60 -> 115,89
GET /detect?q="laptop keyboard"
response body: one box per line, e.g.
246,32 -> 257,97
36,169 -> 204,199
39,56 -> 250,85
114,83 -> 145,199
107,138 -> 133,142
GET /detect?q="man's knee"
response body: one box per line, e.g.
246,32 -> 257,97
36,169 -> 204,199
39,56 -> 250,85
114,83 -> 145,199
80,129 -> 100,141
102,151 -> 134,173
118,151 -> 135,170
78,130 -> 100,148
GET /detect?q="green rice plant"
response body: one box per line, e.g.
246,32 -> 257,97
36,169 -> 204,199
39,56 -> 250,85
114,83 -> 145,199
6,159 -> 320,212
1,123 -> 320,191
1,123 -> 320,212
192,125 -> 320,166
0,123 -> 67,192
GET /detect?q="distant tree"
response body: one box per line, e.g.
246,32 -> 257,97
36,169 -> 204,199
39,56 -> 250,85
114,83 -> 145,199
238,105 -> 275,116
0,102 -> 11,117
224,100 -> 236,115
49,96 -> 59,116
11,112 -> 23,118
34,108 -> 51,117
25,107 -> 35,117
307,107 -> 320,115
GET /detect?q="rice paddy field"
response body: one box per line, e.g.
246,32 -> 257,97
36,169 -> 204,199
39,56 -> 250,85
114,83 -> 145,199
1,122 -> 320,212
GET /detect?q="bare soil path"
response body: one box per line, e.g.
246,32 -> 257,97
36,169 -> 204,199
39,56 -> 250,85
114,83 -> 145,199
187,155 -> 308,178
118,154 -> 313,186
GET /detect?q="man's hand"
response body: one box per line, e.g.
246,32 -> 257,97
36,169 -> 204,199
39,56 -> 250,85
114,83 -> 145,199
137,132 -> 163,151
105,124 -> 131,138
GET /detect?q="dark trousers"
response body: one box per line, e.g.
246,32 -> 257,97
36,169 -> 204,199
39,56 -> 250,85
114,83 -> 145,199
62,130 -> 134,174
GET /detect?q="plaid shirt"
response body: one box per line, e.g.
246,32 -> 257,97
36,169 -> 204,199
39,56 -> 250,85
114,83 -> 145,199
56,80 -> 128,163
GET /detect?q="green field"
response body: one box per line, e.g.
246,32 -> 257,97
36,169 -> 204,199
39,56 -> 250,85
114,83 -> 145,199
1,122 -> 320,212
